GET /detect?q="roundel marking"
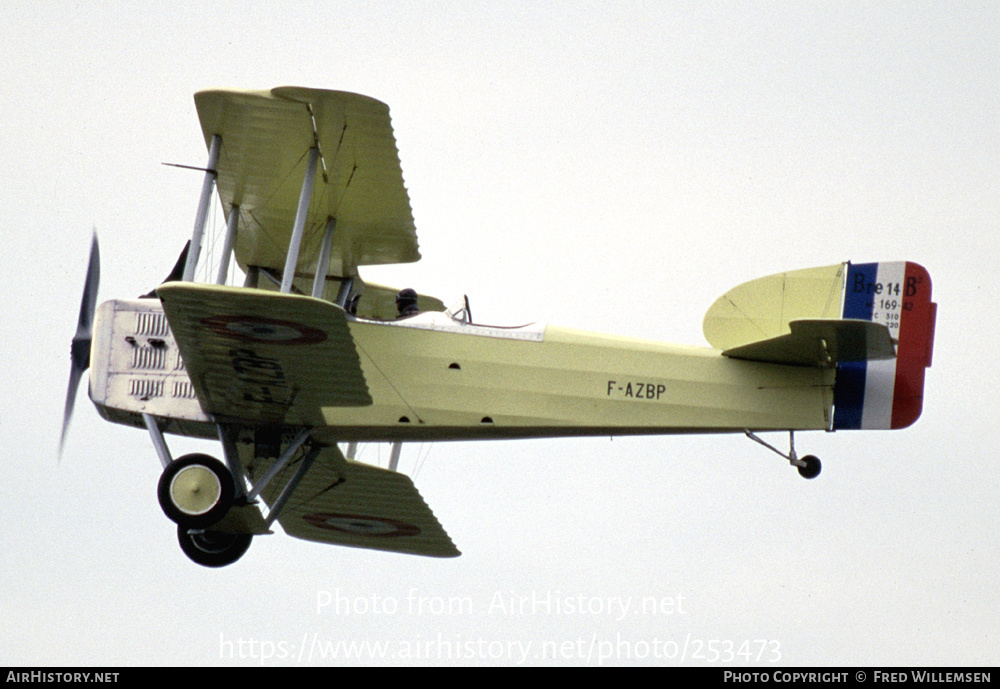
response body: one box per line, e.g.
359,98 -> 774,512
302,512 -> 421,538
201,315 -> 327,345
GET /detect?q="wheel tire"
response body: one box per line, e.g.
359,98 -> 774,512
157,454 -> 235,529
177,526 -> 252,568
797,455 -> 822,479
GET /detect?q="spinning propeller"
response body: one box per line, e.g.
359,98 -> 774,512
60,233 -> 100,456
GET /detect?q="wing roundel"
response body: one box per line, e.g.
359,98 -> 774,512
157,282 -> 372,426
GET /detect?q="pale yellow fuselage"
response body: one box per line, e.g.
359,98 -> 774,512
315,319 -> 835,443
90,298 -> 834,443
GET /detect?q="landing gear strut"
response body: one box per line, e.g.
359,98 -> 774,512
146,419 -> 312,567
745,430 -> 822,479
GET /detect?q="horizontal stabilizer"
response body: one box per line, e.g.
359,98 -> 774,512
158,282 -> 371,425
723,319 -> 895,367
253,444 -> 460,557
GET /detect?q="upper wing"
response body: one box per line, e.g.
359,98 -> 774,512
194,87 -> 419,279
250,443 -> 460,558
157,282 -> 371,425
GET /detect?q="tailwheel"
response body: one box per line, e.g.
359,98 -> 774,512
744,430 -> 823,480
158,453 -> 235,529
796,455 -> 822,480
177,526 -> 252,568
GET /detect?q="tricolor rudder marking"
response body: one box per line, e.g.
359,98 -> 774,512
833,262 -> 936,430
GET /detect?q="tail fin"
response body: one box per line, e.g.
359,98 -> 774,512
833,262 -> 936,430
702,261 -> 937,430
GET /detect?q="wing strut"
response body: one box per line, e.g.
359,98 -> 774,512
389,442 -> 402,472
215,205 -> 241,285
311,217 -> 337,298
183,134 -> 221,281
281,147 -> 319,293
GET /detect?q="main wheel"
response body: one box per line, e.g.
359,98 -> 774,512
797,455 -> 822,479
158,454 -> 235,529
177,526 -> 252,568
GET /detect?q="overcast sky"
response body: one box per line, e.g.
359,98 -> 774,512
2,1 -> 997,666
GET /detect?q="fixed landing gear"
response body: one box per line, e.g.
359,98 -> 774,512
745,430 -> 822,480
148,422 -> 314,567
796,454 -> 822,480
157,453 -> 236,528
157,452 -> 253,567
177,526 -> 253,568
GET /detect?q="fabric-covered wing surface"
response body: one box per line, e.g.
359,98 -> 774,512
194,87 -> 419,278
247,443 -> 460,557
157,282 -> 371,425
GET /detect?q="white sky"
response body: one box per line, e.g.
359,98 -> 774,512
2,1 -> 997,667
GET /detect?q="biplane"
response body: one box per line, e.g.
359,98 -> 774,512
61,87 -> 937,567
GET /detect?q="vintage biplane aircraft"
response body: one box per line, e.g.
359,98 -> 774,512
61,87 -> 937,567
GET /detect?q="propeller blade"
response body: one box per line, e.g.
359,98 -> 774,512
59,364 -> 85,455
76,233 -> 100,338
60,232 -> 100,457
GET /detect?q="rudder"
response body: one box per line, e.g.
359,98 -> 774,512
833,262 -> 936,430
